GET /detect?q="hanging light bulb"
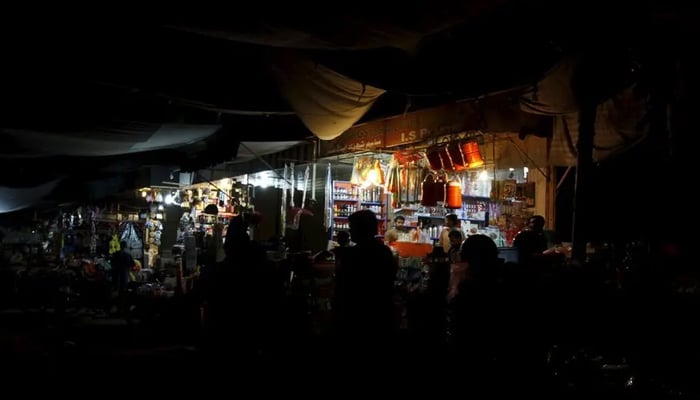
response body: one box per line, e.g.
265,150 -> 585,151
361,159 -> 385,188
372,159 -> 385,186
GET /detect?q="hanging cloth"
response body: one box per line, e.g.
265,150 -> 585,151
324,163 -> 333,230
291,165 -> 310,230
280,163 -> 288,235
289,162 -> 295,208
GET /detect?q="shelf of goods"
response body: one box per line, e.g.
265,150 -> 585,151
331,180 -> 388,239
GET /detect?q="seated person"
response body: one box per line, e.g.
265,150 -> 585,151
512,215 -> 548,265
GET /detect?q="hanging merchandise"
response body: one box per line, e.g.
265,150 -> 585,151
388,150 -> 425,207
361,158 -> 382,189
462,141 -> 485,168
426,141 -> 484,172
349,156 -> 382,187
421,173 -> 438,207
426,147 -> 444,171
301,164 -> 310,207
281,163 -> 288,235
386,157 -> 398,196
218,190 -> 226,207
311,163 -> 317,201
448,141 -> 468,171
350,156 -> 363,185
438,144 -> 455,171
434,172 -> 447,205
289,162 -> 295,208
89,209 -> 97,256
392,150 -> 425,165
120,221 -> 144,260
324,163 -> 332,230
368,159 -> 386,187
446,175 -> 463,209
386,155 -> 404,208
398,164 -> 408,204
109,234 -> 121,254
421,173 -> 447,207
396,164 -> 421,205
291,165 -> 311,230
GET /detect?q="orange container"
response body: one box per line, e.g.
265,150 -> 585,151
446,176 -> 462,209
461,141 -> 484,168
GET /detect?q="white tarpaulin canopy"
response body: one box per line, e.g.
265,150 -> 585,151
2,124 -> 221,158
232,141 -> 307,163
269,52 -> 385,141
0,180 -> 61,214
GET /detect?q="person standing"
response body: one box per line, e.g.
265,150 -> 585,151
333,209 -> 398,362
110,240 -> 134,315
447,229 -> 464,263
439,213 -> 460,254
384,215 -> 405,245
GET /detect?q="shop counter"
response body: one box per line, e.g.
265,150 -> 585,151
390,242 -> 433,258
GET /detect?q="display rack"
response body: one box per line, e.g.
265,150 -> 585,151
331,180 -> 388,239
358,185 -> 388,237
330,180 -> 357,240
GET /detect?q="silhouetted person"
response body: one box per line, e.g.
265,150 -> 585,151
336,230 -> 351,247
512,215 -> 548,266
331,230 -> 352,261
199,213 -> 276,368
110,240 -> 134,314
449,234 -> 502,371
333,209 -> 398,363
111,241 -> 133,293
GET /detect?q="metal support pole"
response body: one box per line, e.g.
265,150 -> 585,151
571,104 -> 596,262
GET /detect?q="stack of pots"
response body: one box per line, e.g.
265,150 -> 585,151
426,140 -> 484,172
422,140 -> 479,209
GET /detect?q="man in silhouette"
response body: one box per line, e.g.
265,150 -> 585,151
111,241 -> 133,290
199,213 -> 278,369
512,215 -> 548,266
333,209 -> 398,363
110,240 -> 134,315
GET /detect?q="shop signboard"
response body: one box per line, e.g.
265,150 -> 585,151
319,123 -> 385,156
383,102 -> 480,148
433,130 -> 485,145
319,102 -> 484,157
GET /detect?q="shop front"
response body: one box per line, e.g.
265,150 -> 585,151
317,92 -> 553,260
